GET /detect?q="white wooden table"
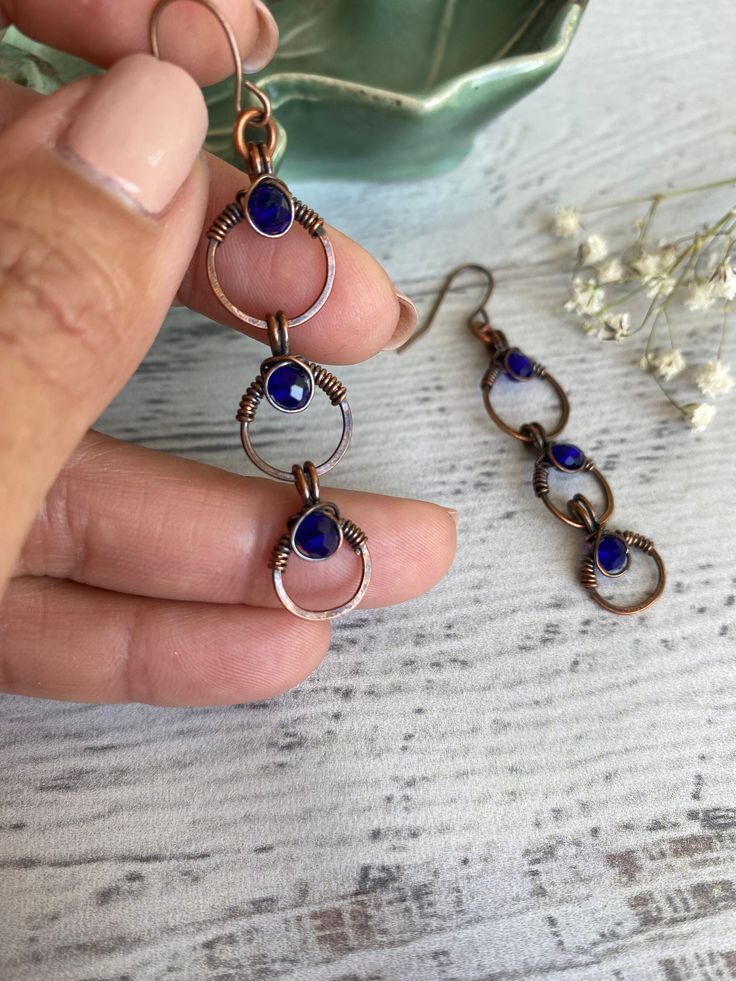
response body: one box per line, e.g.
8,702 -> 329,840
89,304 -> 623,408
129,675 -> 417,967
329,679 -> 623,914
2,2 -> 735,978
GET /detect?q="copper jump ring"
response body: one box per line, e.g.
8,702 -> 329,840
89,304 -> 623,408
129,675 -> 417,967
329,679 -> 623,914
234,108 -> 278,165
567,494 -> 600,535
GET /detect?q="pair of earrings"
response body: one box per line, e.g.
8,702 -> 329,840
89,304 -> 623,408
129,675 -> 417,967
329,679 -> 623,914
151,1 -> 665,621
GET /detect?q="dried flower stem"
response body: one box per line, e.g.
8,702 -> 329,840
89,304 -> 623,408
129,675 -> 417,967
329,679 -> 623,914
555,176 -> 736,430
582,175 -> 736,214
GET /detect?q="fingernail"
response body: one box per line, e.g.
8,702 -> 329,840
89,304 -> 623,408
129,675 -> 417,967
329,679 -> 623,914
62,53 -> 208,214
382,291 -> 418,351
243,0 -> 280,72
445,508 -> 459,524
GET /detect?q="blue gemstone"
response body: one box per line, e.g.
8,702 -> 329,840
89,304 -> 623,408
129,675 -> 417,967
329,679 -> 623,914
247,180 -> 292,236
294,511 -> 341,560
551,442 -> 585,471
596,534 -> 629,576
505,350 -> 533,381
266,362 -> 312,411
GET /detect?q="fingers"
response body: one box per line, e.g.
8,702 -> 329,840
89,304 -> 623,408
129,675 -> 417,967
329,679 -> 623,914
0,55 -> 209,587
0,577 -> 330,705
17,432 -> 457,611
0,90 -> 417,365
1,0 -> 278,85
179,154 -> 413,365
0,78 -> 37,129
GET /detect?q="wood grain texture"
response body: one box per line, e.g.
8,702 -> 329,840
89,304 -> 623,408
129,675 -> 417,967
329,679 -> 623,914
2,2 -> 736,978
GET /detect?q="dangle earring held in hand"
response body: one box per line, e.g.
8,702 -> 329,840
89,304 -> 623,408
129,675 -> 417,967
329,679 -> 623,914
150,0 -> 370,620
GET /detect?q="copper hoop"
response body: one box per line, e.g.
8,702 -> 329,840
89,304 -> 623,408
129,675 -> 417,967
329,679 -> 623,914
535,460 -> 615,529
206,225 -> 336,330
582,531 -> 666,615
481,366 -> 570,442
272,542 -> 372,621
240,391 -> 352,482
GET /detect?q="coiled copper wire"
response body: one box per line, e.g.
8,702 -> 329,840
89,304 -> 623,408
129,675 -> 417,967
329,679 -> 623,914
580,556 -> 598,591
235,375 -> 265,424
342,519 -> 368,551
621,530 -> 655,553
269,536 -> 292,572
532,462 -> 550,499
309,363 -> 347,404
481,364 -> 502,389
207,201 -> 244,243
293,199 -> 325,237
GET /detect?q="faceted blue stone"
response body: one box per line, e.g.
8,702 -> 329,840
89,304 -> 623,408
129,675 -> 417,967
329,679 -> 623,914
266,362 -> 312,411
247,180 -> 292,236
596,534 -> 629,576
550,442 -> 585,471
505,349 -> 533,381
294,511 -> 341,560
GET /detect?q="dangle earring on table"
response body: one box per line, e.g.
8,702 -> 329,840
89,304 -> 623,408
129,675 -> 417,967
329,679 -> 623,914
398,265 -> 666,616
150,0 -> 370,620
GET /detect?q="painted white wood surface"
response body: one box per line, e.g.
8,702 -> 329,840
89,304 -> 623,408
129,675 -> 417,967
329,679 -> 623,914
2,2 -> 736,978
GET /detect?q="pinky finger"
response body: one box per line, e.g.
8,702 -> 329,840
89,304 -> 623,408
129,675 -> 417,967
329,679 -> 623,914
0,578 -> 330,706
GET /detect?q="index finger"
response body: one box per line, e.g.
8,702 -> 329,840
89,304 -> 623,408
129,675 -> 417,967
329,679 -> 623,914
1,0 -> 278,85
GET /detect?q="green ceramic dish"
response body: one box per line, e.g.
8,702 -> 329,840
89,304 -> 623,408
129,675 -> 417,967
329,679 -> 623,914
0,0 -> 586,180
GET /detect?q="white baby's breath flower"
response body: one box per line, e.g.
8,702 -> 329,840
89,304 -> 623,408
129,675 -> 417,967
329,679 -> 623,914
652,349 -> 686,381
581,321 -> 599,335
632,251 -> 663,282
598,312 -> 631,341
597,257 -> 626,284
564,278 -> 605,317
683,402 -> 716,431
694,359 -> 734,396
645,273 -> 675,299
685,279 -> 715,312
657,243 -> 678,270
708,262 -> 736,301
632,246 -> 677,285
579,234 -> 608,265
640,352 -> 654,372
553,205 -> 582,239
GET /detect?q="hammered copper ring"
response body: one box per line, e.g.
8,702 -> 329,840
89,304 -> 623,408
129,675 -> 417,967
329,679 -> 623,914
240,398 -> 352,482
272,543 -> 372,621
582,531 -> 667,615
206,228 -> 335,331
534,460 -> 615,529
481,367 -> 570,442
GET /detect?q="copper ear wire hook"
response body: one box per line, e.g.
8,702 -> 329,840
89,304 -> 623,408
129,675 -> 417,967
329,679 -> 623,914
396,264 -> 496,353
149,0 -> 271,123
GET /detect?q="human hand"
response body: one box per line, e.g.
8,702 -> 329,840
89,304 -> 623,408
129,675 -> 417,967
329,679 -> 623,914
0,0 -> 456,705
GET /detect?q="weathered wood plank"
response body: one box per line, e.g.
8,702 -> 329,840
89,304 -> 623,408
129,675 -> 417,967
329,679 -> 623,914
1,1 -> 735,978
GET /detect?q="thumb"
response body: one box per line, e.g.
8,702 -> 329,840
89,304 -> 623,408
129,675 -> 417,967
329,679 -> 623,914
0,54 -> 208,587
